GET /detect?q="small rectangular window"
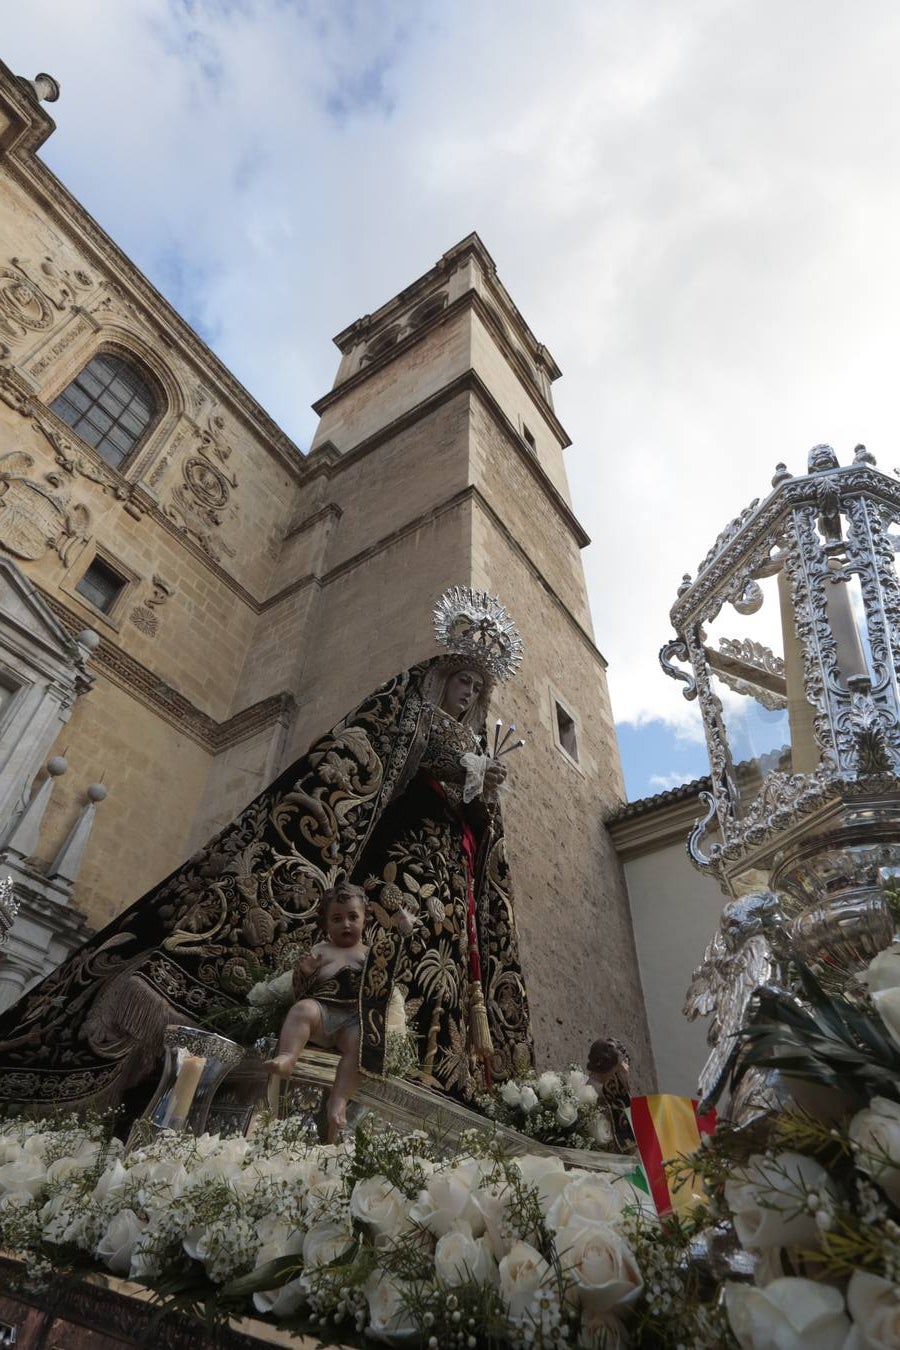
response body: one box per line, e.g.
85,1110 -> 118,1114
75,556 -> 127,614
522,424 -> 536,452
555,700 -> 579,762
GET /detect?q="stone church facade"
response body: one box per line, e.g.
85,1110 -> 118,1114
0,59 -> 655,1082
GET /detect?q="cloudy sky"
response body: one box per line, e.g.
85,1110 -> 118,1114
6,1 -> 900,798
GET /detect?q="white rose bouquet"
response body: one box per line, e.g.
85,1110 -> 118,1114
477,1066 -> 613,1151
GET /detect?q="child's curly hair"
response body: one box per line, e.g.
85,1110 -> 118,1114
318,880 -> 368,935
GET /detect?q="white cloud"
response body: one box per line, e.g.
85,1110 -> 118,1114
5,0 -> 900,753
648,770 -> 697,792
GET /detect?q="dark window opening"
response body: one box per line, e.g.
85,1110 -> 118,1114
522,424 -> 536,453
51,353 -> 157,469
75,556 -> 127,615
409,293 -> 448,328
555,700 -> 579,761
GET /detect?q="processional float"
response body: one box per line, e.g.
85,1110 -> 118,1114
664,444 -> 900,1115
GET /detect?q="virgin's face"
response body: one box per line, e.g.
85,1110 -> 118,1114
441,668 -> 484,720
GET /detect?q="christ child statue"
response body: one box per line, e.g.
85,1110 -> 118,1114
265,880 -> 412,1140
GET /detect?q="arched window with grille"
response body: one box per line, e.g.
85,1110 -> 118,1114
50,352 -> 158,470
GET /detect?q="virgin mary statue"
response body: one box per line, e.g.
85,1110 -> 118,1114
0,587 -> 534,1112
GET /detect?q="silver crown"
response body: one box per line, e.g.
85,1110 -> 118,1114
432,586 -> 524,683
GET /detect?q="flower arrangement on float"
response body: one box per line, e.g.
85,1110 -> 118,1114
633,935 -> 900,1349
0,1113 -> 654,1348
477,1068 -> 614,1152
3,929 -> 900,1346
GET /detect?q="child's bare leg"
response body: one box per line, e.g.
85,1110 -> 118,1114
265,999 -> 322,1078
326,1023 -> 361,1143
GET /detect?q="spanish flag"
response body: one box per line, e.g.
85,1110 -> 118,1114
628,1095 -> 717,1218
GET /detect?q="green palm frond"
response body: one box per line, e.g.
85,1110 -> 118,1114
732,962 -> 900,1106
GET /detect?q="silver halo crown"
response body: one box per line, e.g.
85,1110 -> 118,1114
432,586 -> 524,683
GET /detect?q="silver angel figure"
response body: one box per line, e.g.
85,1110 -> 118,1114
683,891 -> 787,1123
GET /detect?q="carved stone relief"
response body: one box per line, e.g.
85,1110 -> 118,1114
26,310 -> 94,381
129,573 -> 173,637
165,453 -> 237,561
162,407 -> 240,560
0,256 -> 94,349
0,450 -> 90,565
0,261 -> 54,341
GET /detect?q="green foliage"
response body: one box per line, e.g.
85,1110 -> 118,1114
734,961 -> 900,1106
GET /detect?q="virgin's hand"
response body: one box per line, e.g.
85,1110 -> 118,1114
483,760 -> 507,794
297,953 -> 320,978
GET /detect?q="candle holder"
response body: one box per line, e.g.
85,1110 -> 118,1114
128,1025 -> 244,1151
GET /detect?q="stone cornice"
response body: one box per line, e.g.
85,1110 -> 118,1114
332,232 -> 561,379
313,289 -> 570,447
0,59 -> 56,156
284,501 -> 344,541
40,589 -> 296,752
263,481 -> 608,671
309,367 -> 587,549
606,779 -> 713,862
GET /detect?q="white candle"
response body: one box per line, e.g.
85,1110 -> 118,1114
164,1053 -> 206,1125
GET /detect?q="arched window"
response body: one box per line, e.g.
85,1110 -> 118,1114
50,353 -> 157,469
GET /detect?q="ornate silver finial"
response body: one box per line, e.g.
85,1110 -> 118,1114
0,877 -> 18,946
771,462 -> 791,487
432,586 -> 523,682
808,444 -> 839,474
854,443 -> 876,466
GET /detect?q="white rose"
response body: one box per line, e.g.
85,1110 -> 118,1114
590,1114 -> 613,1147
253,1277 -> 306,1317
845,1269 -> 900,1349
519,1085 -> 539,1113
46,1146 -> 100,1185
566,1069 -> 589,1092
0,1139 -> 22,1166
849,1097 -> 900,1208
724,1277 -> 849,1350
22,1132 -> 53,1159
498,1240 -> 553,1319
537,1072 -> 562,1101
872,988 -> 900,1053
183,1223 -> 212,1263
501,1080 -> 523,1107
254,1214 -> 304,1268
96,1209 -> 147,1276
302,1219 -> 354,1270
0,1156 -> 46,1199
555,1220 -> 642,1316
724,1152 -> 832,1251
434,1222 -> 498,1287
129,1230 -> 165,1282
577,1083 -> 598,1107
349,1174 -> 411,1244
305,1175 -> 344,1219
123,1156 -> 186,1202
192,1136 -> 249,1183
557,1098 -> 580,1128
365,1271 -> 418,1338
511,1153 -> 565,1189
410,1161 -> 486,1238
545,1173 -> 628,1231
864,943 -> 900,995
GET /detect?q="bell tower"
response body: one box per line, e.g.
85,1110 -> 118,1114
241,234 -> 655,1081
